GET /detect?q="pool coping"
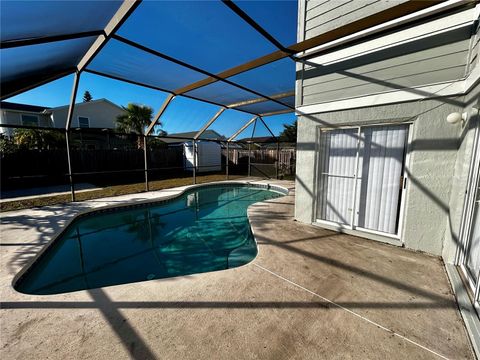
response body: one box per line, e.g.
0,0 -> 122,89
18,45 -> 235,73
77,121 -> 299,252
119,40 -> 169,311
11,180 -> 290,293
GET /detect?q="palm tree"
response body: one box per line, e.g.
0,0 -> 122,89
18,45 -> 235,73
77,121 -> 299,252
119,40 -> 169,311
116,103 -> 160,148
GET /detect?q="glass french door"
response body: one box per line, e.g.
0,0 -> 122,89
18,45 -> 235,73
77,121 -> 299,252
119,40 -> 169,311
316,124 -> 409,237
458,122 -> 480,313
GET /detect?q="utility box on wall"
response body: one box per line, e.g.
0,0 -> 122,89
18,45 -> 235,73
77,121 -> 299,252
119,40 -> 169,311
183,141 -> 222,172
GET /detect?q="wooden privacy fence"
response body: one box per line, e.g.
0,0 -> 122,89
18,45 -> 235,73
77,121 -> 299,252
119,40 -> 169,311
224,148 -> 296,175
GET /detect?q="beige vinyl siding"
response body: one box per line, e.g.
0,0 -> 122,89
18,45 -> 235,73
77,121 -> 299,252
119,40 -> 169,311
1,111 -> 51,128
301,35 -> 470,106
305,0 -> 407,40
51,100 -> 124,129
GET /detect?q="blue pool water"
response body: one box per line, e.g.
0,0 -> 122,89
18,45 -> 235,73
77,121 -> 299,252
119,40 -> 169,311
14,184 -> 285,295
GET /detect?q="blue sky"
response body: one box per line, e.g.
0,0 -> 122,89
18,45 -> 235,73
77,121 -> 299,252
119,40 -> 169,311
5,0 -> 298,138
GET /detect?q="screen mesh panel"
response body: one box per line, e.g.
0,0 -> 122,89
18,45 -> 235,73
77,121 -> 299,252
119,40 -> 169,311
1,37 -> 96,98
116,0 -> 277,73
229,58 -> 295,96
184,81 -> 263,107
159,97 -> 222,137
6,74 -> 75,107
262,113 -> 297,138
74,72 -> 170,131
1,1 -> 122,42
234,99 -> 292,115
200,110 -> 253,140
233,0 -> 298,47
87,40 -> 207,91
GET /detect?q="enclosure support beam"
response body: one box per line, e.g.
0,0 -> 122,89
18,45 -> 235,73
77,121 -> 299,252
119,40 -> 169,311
146,94 -> 175,136
194,107 -> 225,140
174,0 -> 444,95
65,132 -> 75,202
76,0 -> 141,72
248,142 -> 251,178
226,141 -> 229,180
221,0 -> 292,54
143,135 -> 149,192
258,117 -> 279,180
227,91 -> 295,108
65,71 -> 81,130
260,109 -> 294,117
276,141 -> 280,180
192,140 -> 197,184
65,71 -> 81,202
228,116 -> 257,142
248,118 -> 257,178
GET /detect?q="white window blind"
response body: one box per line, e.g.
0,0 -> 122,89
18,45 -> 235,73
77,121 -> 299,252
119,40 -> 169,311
317,124 -> 408,236
317,128 -> 357,225
355,125 -> 407,234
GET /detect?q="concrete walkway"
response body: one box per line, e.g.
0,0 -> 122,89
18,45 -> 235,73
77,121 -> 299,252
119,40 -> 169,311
0,180 -> 474,359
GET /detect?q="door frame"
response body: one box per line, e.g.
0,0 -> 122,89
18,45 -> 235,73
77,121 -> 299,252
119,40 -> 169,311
313,122 -> 413,242
456,118 -> 480,309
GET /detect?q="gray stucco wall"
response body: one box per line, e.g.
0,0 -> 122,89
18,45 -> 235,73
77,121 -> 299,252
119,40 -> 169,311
295,96 -> 465,255
442,82 -> 480,263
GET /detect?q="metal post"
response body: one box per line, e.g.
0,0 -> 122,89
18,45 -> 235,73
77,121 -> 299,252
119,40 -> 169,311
65,71 -> 80,202
192,139 -> 197,184
143,135 -> 149,192
226,141 -> 230,180
248,142 -> 251,177
65,130 -> 75,201
276,141 -> 280,180
248,118 -> 257,178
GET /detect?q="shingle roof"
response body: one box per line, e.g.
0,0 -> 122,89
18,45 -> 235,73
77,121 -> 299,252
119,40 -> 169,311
0,101 -> 50,113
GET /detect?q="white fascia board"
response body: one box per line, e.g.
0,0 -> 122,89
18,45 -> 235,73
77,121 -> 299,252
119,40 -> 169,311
465,62 -> 480,93
296,80 -> 465,115
306,7 -> 474,67
302,0 -> 475,59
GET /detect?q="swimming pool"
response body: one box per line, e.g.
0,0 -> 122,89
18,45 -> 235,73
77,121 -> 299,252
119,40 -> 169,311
14,183 -> 286,295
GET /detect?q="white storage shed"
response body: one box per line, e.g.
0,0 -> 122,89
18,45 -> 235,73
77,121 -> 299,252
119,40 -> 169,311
183,141 -> 222,173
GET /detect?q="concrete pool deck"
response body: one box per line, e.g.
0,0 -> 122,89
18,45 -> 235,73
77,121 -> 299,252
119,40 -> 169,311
0,180 -> 474,359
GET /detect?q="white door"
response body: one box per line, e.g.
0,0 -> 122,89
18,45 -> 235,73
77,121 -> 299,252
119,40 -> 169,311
316,124 -> 409,237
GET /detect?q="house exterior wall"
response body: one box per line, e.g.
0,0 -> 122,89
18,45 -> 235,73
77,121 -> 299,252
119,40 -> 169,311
0,109 -> 52,136
1,110 -> 52,127
298,5 -> 474,108
51,100 -> 125,129
303,0 -> 408,40
295,1 -> 480,256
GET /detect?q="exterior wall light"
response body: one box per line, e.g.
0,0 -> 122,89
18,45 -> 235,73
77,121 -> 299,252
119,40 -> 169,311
447,108 -> 478,125
446,112 -> 466,124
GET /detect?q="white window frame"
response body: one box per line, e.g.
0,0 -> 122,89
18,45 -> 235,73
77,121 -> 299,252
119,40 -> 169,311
313,122 -> 412,242
21,114 -> 39,127
78,116 -> 90,128
456,118 -> 480,312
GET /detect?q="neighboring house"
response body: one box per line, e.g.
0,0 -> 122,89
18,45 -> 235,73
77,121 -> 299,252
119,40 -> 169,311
0,98 -> 125,134
295,0 -> 480,350
0,102 -> 52,136
0,99 -> 127,149
49,98 -> 125,129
